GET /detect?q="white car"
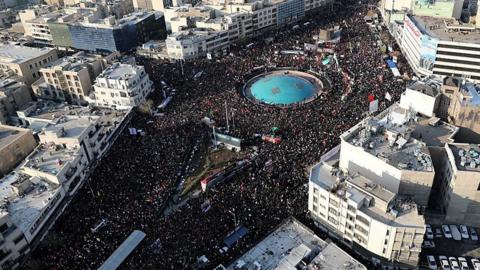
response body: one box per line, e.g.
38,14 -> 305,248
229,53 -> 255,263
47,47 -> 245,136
449,257 -> 460,270
426,225 -> 434,240
443,225 -> 453,239
470,228 -> 478,241
460,225 -> 470,240
440,256 -> 451,270
458,257 -> 469,270
472,258 -> 480,270
427,255 -> 438,270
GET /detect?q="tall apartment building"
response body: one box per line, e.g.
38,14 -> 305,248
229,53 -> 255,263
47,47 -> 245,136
0,125 -> 37,177
92,63 -> 154,109
401,14 -> 480,82
0,75 -> 32,125
31,52 -> 116,102
309,156 -> 426,267
0,44 -> 58,86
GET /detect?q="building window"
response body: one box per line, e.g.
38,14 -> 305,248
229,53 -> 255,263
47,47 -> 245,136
13,235 -> 23,245
355,215 -> 370,227
313,196 -> 318,203
312,205 -> 317,212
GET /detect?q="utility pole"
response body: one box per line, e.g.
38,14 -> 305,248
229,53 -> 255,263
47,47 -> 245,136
225,101 -> 230,133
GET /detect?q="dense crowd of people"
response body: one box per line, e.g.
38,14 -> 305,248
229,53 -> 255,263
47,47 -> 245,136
30,0 -> 413,269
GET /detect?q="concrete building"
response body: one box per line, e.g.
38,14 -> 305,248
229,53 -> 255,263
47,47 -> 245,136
446,82 -> 480,136
31,52 -> 116,102
0,76 -> 31,125
0,125 -> 37,177
0,44 -> 58,86
92,63 -> 154,109
339,104 -> 436,207
309,155 -> 426,267
401,15 -> 480,82
399,79 -> 441,118
0,101 -> 130,270
165,28 -> 229,59
163,5 -> 215,32
23,8 -> 166,53
226,218 -> 367,270
435,143 -> 480,226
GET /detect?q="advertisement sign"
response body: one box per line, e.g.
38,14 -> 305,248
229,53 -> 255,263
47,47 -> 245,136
419,35 -> 438,71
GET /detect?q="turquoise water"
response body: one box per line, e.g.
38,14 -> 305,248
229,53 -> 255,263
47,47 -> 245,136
250,74 -> 317,105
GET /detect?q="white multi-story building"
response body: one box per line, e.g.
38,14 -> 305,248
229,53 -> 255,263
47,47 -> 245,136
401,14 -> 480,82
0,100 -> 130,270
307,82 -> 474,267
92,63 -> 154,109
165,28 -> 230,59
309,156 -> 426,267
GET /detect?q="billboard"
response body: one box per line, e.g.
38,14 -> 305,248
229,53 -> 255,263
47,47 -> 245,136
419,35 -> 439,71
412,0 -> 455,18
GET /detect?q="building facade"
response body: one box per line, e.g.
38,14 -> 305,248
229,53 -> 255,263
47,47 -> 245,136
0,77 -> 31,125
0,125 -> 37,177
0,45 -> 58,86
401,15 -> 480,82
31,52 -> 114,102
92,63 -> 154,108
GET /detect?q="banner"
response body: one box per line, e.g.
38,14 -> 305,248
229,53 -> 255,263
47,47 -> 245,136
304,43 -> 318,51
317,48 -> 335,54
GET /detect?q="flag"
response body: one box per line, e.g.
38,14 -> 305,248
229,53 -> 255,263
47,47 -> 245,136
385,92 -> 392,101
368,94 -> 375,102
201,199 -> 211,212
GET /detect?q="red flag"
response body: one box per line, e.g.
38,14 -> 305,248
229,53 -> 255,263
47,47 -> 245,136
368,94 -> 375,102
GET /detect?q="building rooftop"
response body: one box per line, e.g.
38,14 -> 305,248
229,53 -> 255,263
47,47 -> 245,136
0,125 -> 31,150
0,170 -> 61,233
96,63 -> 142,81
41,116 -> 92,140
310,160 -> 424,226
409,117 -> 458,147
42,51 -> 101,73
411,15 -> 480,44
227,218 -> 366,270
0,44 -> 54,64
407,80 -> 440,97
448,144 -> 480,172
342,104 -> 434,172
23,143 -> 78,176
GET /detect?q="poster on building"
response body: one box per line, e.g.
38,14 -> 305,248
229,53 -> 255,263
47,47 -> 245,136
419,35 -> 438,71
412,0 -> 455,18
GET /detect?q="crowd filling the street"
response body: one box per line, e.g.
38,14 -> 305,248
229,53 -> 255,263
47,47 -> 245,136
29,0 -> 414,268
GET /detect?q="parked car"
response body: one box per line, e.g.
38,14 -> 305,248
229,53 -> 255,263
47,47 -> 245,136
458,257 -> 469,270
470,228 -> 478,241
440,256 -> 451,270
436,228 -> 443,238
443,225 -> 453,239
422,240 -> 435,248
450,225 -> 462,241
459,225 -> 470,240
426,225 -> 434,240
427,255 -> 437,270
449,257 -> 460,270
472,258 -> 480,270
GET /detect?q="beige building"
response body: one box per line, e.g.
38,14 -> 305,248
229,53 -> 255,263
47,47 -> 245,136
0,125 -> 37,177
133,0 -> 153,10
32,52 -> 112,102
0,44 -> 58,86
0,75 -> 32,124
439,144 -> 480,226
